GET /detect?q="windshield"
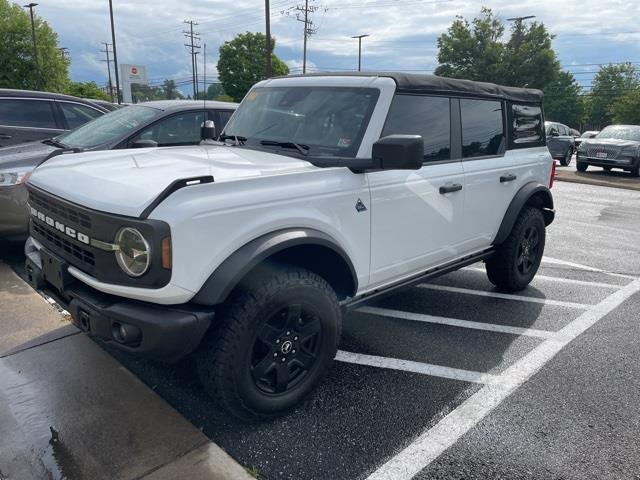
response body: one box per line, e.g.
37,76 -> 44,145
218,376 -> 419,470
221,86 -> 380,157
56,105 -> 161,148
596,126 -> 640,141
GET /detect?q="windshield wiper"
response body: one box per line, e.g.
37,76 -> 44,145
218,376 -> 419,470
260,140 -> 310,156
218,134 -> 247,145
42,138 -> 67,148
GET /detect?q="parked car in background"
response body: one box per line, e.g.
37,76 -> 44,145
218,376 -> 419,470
545,121 -> 575,166
85,99 -> 122,112
576,125 -> 640,176
0,100 -> 237,240
0,89 -> 110,148
574,130 -> 599,149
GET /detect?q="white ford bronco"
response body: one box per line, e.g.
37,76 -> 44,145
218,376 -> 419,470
24,72 -> 555,420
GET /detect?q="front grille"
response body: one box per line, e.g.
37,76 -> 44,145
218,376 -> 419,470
586,145 -> 622,160
32,221 -> 95,267
29,189 -> 92,230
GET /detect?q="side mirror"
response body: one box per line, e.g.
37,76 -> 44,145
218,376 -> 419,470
131,139 -> 158,148
372,135 -> 424,170
201,120 -> 216,142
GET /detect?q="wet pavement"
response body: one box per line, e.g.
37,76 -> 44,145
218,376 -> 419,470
0,260 -> 251,480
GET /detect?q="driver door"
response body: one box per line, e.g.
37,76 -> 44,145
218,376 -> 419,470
367,94 -> 467,288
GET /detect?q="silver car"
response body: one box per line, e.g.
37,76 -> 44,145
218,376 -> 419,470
0,100 -> 237,240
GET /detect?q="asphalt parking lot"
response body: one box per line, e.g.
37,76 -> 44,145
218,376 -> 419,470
3,180 -> 640,480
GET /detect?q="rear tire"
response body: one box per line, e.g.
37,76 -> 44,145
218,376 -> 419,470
196,266 -> 341,421
486,207 -> 545,292
576,161 -> 588,172
631,164 -> 640,177
560,148 -> 572,166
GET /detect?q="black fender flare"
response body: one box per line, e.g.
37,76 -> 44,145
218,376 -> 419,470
493,182 -> 555,245
192,228 -> 358,306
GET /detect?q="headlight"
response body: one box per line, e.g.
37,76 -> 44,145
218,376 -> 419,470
115,227 -> 151,277
0,170 -> 31,187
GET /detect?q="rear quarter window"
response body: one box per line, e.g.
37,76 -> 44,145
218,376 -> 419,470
511,104 -> 544,145
0,98 -> 58,129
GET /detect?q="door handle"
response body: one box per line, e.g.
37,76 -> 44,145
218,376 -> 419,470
0,134 -> 12,139
439,183 -> 463,194
500,174 -> 517,183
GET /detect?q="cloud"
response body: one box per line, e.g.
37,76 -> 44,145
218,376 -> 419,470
31,0 -> 640,92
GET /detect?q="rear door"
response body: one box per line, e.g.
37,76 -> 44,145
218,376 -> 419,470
0,98 -> 63,147
367,94 -> 466,288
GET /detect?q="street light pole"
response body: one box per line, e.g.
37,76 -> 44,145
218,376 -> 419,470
108,0 -> 121,104
23,3 -> 40,89
351,34 -> 369,72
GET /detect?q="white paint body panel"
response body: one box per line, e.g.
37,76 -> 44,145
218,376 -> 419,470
26,75 -> 552,305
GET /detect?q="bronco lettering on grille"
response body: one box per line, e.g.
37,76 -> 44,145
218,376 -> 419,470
29,206 -> 91,245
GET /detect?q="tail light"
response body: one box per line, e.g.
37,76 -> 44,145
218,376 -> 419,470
549,160 -> 557,189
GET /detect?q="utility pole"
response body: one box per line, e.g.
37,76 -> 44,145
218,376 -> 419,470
101,42 -> 114,102
108,0 -> 121,104
23,3 -> 40,89
183,20 -> 201,99
295,0 -> 317,74
265,0 -> 272,77
351,34 -> 369,71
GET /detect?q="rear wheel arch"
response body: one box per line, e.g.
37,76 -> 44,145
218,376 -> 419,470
192,228 -> 358,306
493,183 -> 554,246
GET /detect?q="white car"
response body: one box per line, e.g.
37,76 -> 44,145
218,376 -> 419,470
24,73 -> 555,420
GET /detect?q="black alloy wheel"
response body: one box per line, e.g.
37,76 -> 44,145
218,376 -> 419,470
251,303 -> 322,394
516,225 -> 540,276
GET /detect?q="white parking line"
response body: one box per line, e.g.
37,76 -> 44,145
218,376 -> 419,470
357,306 -> 556,339
417,284 -> 592,309
366,277 -> 640,480
542,256 -> 637,279
335,351 -> 502,385
463,266 -> 621,289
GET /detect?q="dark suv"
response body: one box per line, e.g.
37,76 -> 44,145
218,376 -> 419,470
576,125 -> 640,177
0,89 -> 109,147
545,121 -> 575,166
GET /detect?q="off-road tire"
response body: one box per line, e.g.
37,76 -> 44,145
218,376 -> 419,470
196,266 -> 341,421
486,207 -> 545,292
560,148 -> 572,166
576,161 -> 588,172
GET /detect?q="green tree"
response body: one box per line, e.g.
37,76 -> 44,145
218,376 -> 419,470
435,8 -> 560,90
217,32 -> 289,101
196,83 -> 226,100
131,84 -> 164,103
65,81 -> 109,101
0,0 -> 70,92
611,89 -> 640,125
589,63 -> 639,128
543,71 -> 584,128
161,79 -> 182,99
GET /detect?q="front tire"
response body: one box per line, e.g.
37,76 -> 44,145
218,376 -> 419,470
486,207 -> 546,292
576,161 -> 588,172
197,266 -> 341,421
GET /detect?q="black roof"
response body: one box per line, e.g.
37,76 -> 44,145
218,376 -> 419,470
288,71 -> 543,103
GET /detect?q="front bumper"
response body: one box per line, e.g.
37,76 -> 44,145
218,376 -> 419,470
577,154 -> 640,170
25,239 -> 214,362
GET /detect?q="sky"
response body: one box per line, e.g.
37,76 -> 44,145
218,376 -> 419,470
32,0 -> 640,97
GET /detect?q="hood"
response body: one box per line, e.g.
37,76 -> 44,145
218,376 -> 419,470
28,145 -> 316,217
0,141 -> 58,171
581,138 -> 640,149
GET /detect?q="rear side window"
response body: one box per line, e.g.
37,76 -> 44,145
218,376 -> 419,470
512,104 -> 543,144
0,99 -> 57,128
60,102 -> 103,129
460,99 -> 504,158
382,95 -> 450,162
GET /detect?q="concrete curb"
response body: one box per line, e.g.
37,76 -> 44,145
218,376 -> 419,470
555,169 -> 640,191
